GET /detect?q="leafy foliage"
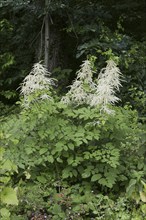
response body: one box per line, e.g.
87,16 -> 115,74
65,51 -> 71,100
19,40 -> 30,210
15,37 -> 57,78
0,0 -> 146,105
0,146 -> 18,220
1,89 -> 145,218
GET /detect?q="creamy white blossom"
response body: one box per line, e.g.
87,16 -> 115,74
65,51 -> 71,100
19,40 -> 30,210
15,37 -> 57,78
20,62 -> 55,107
90,60 -> 123,113
62,59 -> 123,114
61,60 -> 96,105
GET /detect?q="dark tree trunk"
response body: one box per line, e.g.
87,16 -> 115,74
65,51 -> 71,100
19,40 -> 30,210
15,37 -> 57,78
44,0 -> 49,69
49,26 -> 61,72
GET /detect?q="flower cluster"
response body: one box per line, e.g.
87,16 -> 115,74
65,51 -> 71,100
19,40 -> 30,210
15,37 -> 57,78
62,59 -> 123,114
20,59 -> 123,113
61,60 -> 96,105
90,60 -> 123,113
20,62 -> 55,107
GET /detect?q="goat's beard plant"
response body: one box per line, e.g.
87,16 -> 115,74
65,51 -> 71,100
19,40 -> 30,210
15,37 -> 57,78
20,62 -> 55,107
20,59 -> 122,113
61,60 -> 96,105
2,58 -> 145,219
62,59 -> 123,114
90,60 -> 123,114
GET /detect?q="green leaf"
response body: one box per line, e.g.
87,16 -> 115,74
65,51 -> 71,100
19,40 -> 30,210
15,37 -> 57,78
91,174 -> 102,182
75,139 -> 82,146
126,179 -> 137,196
62,167 -> 71,179
82,169 -> 91,178
1,159 -> 17,172
12,139 -> 19,145
39,148 -> 48,155
98,178 -> 107,186
140,191 -> 146,202
55,142 -> 64,152
67,156 -> 74,165
56,157 -> 63,163
37,176 -> 47,184
141,204 -> 146,214
68,143 -> 74,150
58,212 -> 66,218
86,135 -> 92,140
0,147 -> 5,160
38,130 -> 45,138
82,138 -> 88,144
53,204 -> 62,214
72,169 -> 78,177
88,202 -> 95,210
63,145 -> 68,151
0,208 -> 10,219
25,147 -> 33,155
94,134 -> 100,140
0,176 -> 10,184
47,155 -> 54,163
1,187 -> 18,205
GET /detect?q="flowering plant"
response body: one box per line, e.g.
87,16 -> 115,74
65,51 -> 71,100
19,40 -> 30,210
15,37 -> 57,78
20,62 -> 55,107
90,60 -> 123,113
61,60 -> 96,105
62,59 -> 123,114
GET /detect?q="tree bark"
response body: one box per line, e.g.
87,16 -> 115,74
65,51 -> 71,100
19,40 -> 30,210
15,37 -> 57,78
44,0 -> 49,69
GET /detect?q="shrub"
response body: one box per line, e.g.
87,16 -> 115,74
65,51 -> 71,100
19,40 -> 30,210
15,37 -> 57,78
0,59 -> 145,219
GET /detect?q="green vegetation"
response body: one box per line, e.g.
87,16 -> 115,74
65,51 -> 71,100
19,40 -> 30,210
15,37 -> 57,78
0,0 -> 146,219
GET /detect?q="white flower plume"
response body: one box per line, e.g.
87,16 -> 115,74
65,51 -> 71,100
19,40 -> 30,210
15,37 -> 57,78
62,59 -> 123,114
20,62 -> 55,107
61,60 -> 96,105
90,60 -> 123,113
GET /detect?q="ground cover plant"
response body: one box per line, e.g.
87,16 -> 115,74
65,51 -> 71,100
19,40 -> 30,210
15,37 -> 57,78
0,59 -> 146,219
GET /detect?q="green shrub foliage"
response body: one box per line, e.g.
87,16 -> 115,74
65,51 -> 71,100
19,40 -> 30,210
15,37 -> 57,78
1,99 -> 146,219
0,146 -> 18,220
0,60 -> 146,219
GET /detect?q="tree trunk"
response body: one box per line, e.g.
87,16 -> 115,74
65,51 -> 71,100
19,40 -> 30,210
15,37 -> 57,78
44,0 -> 49,69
